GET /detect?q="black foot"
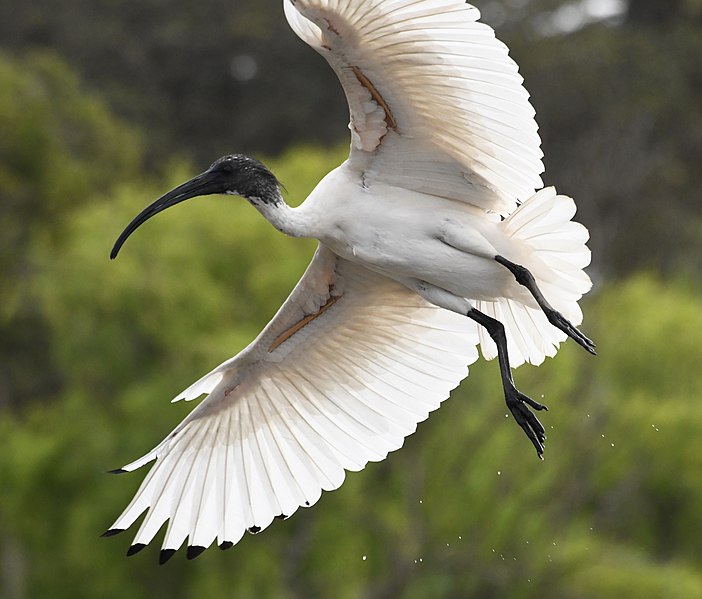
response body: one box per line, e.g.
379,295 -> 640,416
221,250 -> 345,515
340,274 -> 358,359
506,388 -> 548,459
495,255 -> 596,355
543,307 -> 596,355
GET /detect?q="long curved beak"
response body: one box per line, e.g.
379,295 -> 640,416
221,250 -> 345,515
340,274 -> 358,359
111,170 -> 225,259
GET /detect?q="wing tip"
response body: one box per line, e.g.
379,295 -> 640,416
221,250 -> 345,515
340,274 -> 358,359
126,543 -> 146,557
101,528 -> 124,538
186,545 -> 207,560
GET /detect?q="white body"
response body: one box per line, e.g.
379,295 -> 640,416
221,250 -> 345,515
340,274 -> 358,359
107,0 -> 592,558
297,164 -> 525,300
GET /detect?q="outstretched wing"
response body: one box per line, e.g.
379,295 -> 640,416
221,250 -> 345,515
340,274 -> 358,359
284,0 -> 544,214
107,245 -> 479,559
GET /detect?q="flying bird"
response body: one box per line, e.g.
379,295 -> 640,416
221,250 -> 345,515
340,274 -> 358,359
105,0 -> 594,562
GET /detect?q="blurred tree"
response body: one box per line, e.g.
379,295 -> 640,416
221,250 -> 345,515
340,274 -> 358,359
518,22 -> 702,276
4,180 -> 702,596
627,0 -> 689,25
0,44 -> 700,591
1,2 -> 701,597
0,0 -> 348,164
0,51 -> 143,409
2,0 -> 700,277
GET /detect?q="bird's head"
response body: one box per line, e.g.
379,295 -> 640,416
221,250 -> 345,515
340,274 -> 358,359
110,154 -> 281,259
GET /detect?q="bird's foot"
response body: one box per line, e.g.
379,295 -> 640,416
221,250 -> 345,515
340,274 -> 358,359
506,387 -> 547,459
494,255 -> 596,356
544,307 -> 596,355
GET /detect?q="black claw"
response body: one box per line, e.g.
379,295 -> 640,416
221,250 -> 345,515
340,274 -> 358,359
159,549 -> 176,565
506,390 -> 546,459
247,525 -> 261,534
126,543 -> 146,557
494,255 -> 597,356
274,514 -> 289,520
101,528 -> 124,538
467,305 -> 547,459
546,308 -> 596,355
520,394 -> 548,412
219,541 -> 234,551
186,545 -> 206,560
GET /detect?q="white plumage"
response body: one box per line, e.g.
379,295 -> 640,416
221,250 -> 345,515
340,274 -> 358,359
106,0 -> 593,561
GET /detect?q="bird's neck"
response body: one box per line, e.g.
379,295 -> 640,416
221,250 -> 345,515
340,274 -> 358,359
248,192 -> 314,238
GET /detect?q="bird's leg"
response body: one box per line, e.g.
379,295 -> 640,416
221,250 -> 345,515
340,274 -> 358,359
407,279 -> 547,457
467,307 -> 547,458
495,255 -> 596,355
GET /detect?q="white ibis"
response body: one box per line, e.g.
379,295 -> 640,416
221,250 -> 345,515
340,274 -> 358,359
105,0 -> 594,563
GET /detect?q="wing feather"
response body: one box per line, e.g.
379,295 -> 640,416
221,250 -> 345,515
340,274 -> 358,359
285,0 -> 543,213
108,245 -> 479,553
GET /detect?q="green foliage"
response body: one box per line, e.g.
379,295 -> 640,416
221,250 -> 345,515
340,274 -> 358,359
0,50 -> 142,283
0,50 -> 143,411
2,1 -> 700,276
514,22 -> 702,276
4,136 -> 702,598
1,13 -> 702,597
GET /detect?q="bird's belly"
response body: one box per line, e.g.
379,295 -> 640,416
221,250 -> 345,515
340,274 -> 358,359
325,226 -> 514,302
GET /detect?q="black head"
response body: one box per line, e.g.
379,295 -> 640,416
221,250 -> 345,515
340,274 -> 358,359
110,154 -> 281,259
207,154 -> 281,202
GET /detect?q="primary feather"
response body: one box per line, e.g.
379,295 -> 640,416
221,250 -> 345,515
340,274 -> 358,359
108,248 -> 478,553
285,0 -> 543,213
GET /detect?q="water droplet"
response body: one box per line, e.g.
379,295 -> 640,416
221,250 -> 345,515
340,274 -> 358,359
497,470 -> 501,476
362,555 -> 367,561
611,443 -> 615,447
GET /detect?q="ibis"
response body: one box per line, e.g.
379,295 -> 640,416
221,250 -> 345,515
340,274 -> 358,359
105,0 -> 595,562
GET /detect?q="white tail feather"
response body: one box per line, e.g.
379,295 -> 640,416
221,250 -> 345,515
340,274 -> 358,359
477,187 -> 592,366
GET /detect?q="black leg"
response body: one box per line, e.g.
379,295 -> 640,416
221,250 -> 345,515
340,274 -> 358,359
468,307 -> 547,458
495,255 -> 596,355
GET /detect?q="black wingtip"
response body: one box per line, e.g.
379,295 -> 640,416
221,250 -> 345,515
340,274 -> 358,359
219,541 -> 234,551
159,549 -> 177,565
247,525 -> 262,534
101,528 -> 124,538
108,468 -> 127,475
186,545 -> 206,560
126,543 -> 146,557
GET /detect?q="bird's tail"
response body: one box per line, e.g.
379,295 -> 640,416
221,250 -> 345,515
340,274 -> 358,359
476,187 -> 592,367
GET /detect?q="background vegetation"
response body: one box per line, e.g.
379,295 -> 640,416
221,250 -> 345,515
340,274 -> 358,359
1,0 -> 701,597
